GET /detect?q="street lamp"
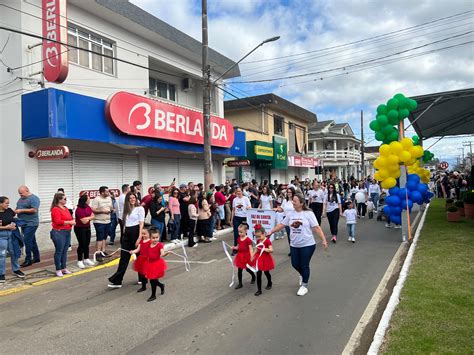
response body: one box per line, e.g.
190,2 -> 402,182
201,2 -> 280,188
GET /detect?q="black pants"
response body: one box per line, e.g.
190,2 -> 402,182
238,268 -> 255,285
187,219 -> 197,247
357,203 -> 367,217
232,216 -> 246,246
108,225 -> 140,285
118,219 -> 124,242
180,214 -> 189,238
74,226 -> 91,261
256,271 -> 272,291
327,209 -> 340,236
150,279 -> 164,297
310,202 -> 323,225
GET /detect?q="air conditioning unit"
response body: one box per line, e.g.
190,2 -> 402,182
182,78 -> 193,91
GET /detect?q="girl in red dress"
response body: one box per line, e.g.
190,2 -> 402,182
231,224 -> 255,289
143,228 -> 168,302
250,225 -> 274,296
130,227 -> 151,292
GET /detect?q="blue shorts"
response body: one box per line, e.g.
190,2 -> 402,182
217,205 -> 225,220
94,223 -> 111,241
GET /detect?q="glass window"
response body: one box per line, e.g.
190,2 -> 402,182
274,115 -> 284,136
169,84 -> 176,101
149,78 -> 176,102
91,43 -> 102,71
103,48 -> 114,74
67,33 -> 78,64
78,37 -> 89,67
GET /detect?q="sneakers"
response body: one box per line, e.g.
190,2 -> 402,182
385,223 -> 393,228
56,271 -> 64,277
62,269 -> 72,275
348,237 -> 356,243
13,270 -> 25,278
84,259 -> 95,266
0,275 -> 5,283
297,285 -> 309,296
394,225 -> 402,229
107,283 -> 122,288
77,260 -> 85,269
331,236 -> 337,243
192,244 -> 198,248
210,237 -> 218,241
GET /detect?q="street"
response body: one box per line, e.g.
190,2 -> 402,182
0,216 -> 402,355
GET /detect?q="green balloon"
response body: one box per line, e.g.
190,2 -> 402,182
369,120 -> 381,131
398,98 -> 409,110
382,125 -> 394,135
407,98 -> 418,111
376,115 -> 388,126
398,108 -> 409,119
387,98 -> 399,111
375,132 -> 385,141
377,104 -> 388,115
387,130 -> 399,142
387,110 -> 399,124
394,93 -> 406,102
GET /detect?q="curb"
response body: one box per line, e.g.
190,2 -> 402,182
0,228 -> 233,298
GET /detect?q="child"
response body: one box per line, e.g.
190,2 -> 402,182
144,228 -> 168,302
130,227 -> 152,292
367,198 -> 375,219
250,225 -> 274,296
342,201 -> 357,243
231,224 -> 255,289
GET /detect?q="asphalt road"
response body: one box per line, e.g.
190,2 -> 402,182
0,215 -> 403,355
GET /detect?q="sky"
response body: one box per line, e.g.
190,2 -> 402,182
131,0 -> 474,167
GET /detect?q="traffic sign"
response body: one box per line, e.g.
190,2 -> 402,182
439,161 -> 449,170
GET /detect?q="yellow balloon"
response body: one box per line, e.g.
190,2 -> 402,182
410,146 -> 424,159
399,150 -> 412,163
378,156 -> 388,167
373,159 -> 381,170
387,154 -> 399,166
400,137 -> 413,150
379,144 -> 391,157
381,177 -> 397,189
406,158 -> 417,166
388,164 -> 400,172
374,172 -> 382,181
389,141 -> 403,155
390,169 -> 401,178
379,168 -> 389,179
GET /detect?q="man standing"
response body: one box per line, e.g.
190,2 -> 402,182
132,180 -> 142,202
214,185 -> 226,230
90,186 -> 113,261
178,184 -> 190,238
15,185 -> 41,267
249,180 -> 260,208
117,184 -> 130,243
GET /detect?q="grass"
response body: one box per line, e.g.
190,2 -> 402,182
382,198 -> 474,354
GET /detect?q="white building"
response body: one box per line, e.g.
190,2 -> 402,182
0,0 -> 245,230
308,120 -> 365,180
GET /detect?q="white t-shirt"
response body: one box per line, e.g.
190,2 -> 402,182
117,194 -> 126,220
232,196 -> 251,218
325,193 -> 341,213
343,209 -> 357,224
306,189 -> 325,203
124,206 -> 145,227
280,199 -> 294,215
282,210 -> 317,248
368,184 -> 381,194
260,195 -> 273,210
90,196 -> 113,224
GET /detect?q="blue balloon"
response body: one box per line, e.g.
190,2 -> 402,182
398,188 -> 408,200
401,199 -> 414,210
417,183 -> 428,194
391,206 -> 402,215
387,195 -> 401,207
406,180 -> 417,191
427,191 -> 434,199
391,215 -> 401,225
383,206 -> 391,215
410,191 -> 423,204
407,174 -> 420,184
389,187 -> 400,196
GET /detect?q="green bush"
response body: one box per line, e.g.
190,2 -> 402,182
462,191 -> 474,204
446,198 -> 454,204
447,206 -> 458,212
454,201 -> 464,208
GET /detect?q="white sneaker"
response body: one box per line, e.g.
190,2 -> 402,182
394,225 -> 402,229
192,244 -> 198,248
385,223 -> 393,228
77,260 -> 85,269
193,237 -> 199,243
84,259 -> 95,266
348,237 -> 352,242
299,276 -> 302,286
297,285 -> 308,296
210,237 -> 217,241
68,247 -> 72,251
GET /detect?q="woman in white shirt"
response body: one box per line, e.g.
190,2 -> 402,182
306,181 -> 325,225
108,192 -> 144,288
268,193 -> 328,296
231,187 -> 251,255
368,180 -> 381,211
355,182 -> 368,218
275,187 -> 296,255
323,183 -> 343,243
258,186 -> 273,210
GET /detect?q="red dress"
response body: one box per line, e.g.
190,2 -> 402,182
133,239 -> 151,275
234,236 -> 253,269
250,238 -> 275,271
144,242 -> 167,280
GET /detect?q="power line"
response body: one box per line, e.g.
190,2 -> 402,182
241,9 -> 474,65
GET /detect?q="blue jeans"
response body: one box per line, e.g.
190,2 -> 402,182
11,228 -> 23,260
370,193 -> 379,210
21,225 -> 40,262
0,230 -> 20,275
209,214 -> 216,236
108,214 -> 118,243
151,219 -> 165,241
50,229 -> 71,271
347,224 -> 356,239
290,244 -> 316,285
171,215 -> 181,240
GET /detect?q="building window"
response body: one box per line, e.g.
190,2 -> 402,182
308,142 -> 314,151
274,115 -> 284,136
67,24 -> 115,75
149,78 -> 176,101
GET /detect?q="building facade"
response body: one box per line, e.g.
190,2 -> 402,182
224,94 -> 317,183
0,0 -> 244,229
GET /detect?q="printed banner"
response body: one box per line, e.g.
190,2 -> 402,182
246,209 -> 276,242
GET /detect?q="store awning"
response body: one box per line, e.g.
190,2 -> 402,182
21,88 -> 246,157
408,88 -> 474,139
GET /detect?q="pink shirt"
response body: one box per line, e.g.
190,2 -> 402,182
169,196 -> 180,215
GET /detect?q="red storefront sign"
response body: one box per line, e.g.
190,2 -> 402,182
301,157 -> 314,167
106,92 -> 235,148
42,0 -> 68,83
288,156 -> 319,167
35,146 -> 70,160
294,156 -> 302,166
79,189 -> 120,199
226,160 -> 251,167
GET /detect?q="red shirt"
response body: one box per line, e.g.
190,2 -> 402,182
75,206 -> 92,228
214,191 -> 226,206
148,242 -> 164,262
51,206 -> 73,230
141,194 -> 153,216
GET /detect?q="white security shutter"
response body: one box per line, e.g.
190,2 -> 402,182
147,157 -> 179,187
73,152 -> 122,194
38,158 -> 73,222
178,159 -> 204,185
122,155 -> 139,186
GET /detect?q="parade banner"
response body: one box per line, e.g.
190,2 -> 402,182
246,209 -> 277,242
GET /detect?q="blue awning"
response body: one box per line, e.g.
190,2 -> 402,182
21,88 -> 246,157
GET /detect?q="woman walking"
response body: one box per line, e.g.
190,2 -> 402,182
275,187 -> 295,256
268,194 -> 328,296
187,196 -> 198,248
355,182 -> 368,218
150,193 -> 166,240
258,186 -> 273,210
307,181 -> 325,225
74,194 -> 96,269
324,183 -> 342,243
108,192 -> 144,288
231,187 -> 251,255
168,188 -> 181,243
50,193 -> 75,277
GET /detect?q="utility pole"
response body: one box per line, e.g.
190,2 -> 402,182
360,110 -> 365,179
399,120 -> 408,243
202,0 -> 213,189
464,141 -> 473,168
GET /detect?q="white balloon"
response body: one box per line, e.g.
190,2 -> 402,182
355,192 -> 366,203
